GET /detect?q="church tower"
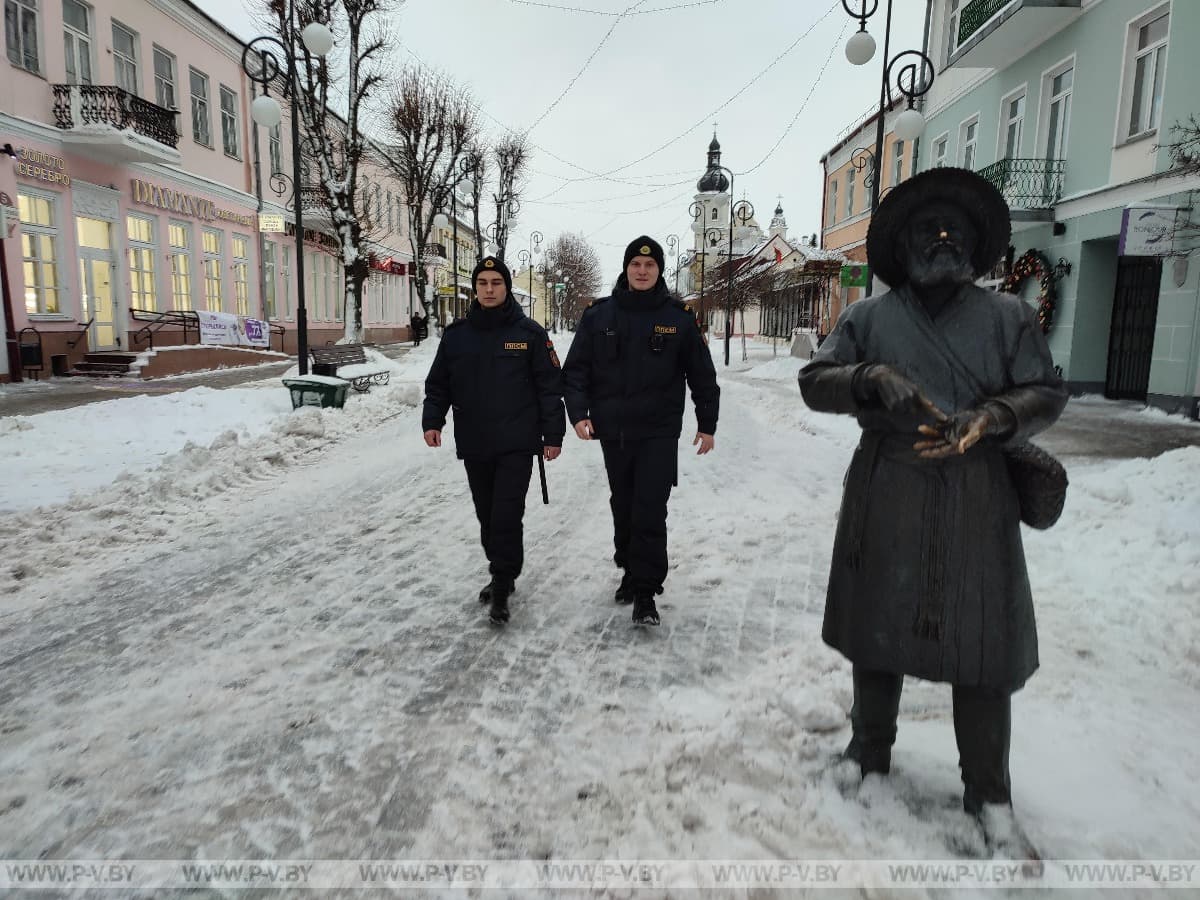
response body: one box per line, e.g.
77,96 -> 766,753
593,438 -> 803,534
692,132 -> 730,254
769,199 -> 788,241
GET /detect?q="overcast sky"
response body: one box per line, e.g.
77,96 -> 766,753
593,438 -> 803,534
204,0 -> 927,284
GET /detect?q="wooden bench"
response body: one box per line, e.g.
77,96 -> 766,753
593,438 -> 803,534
309,343 -> 391,393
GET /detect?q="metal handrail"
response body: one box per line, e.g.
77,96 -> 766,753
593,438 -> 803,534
51,84 -> 179,148
66,317 -> 94,349
130,307 -> 199,350
976,157 -> 1066,209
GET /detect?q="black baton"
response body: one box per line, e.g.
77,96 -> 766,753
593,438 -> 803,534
538,454 -> 549,504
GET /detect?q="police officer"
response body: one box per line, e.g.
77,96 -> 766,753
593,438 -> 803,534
422,256 -> 566,625
563,236 -> 720,626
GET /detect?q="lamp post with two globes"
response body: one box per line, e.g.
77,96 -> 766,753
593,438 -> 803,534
242,12 -> 334,375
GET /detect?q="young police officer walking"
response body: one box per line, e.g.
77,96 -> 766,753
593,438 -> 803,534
422,256 -> 566,626
563,236 -> 720,626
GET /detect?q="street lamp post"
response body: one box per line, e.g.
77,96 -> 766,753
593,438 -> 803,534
842,0 -> 935,297
692,187 -> 751,367
665,233 -> 680,295
516,229 -> 542,320
241,8 -> 334,376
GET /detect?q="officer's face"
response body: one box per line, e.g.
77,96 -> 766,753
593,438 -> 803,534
899,201 -> 979,290
475,272 -> 508,308
626,256 -> 660,291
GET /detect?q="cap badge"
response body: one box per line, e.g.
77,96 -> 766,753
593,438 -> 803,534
640,245 -> 651,255
484,258 -> 495,268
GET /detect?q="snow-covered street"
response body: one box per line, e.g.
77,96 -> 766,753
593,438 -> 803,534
1,339 -> 1199,897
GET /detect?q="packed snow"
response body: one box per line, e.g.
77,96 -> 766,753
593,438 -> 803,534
0,336 -> 1198,898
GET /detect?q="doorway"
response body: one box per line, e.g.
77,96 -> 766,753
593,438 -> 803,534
76,216 -> 119,350
1105,255 -> 1162,401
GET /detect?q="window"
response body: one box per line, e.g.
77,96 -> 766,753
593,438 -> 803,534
333,255 -> 343,322
62,0 -> 91,84
892,139 -> 904,186
280,244 -> 291,319
946,0 -> 961,63
153,46 -> 176,111
5,0 -> 39,71
189,67 -> 210,146
111,21 -> 137,95
846,167 -> 856,218
827,179 -> 838,225
386,191 -> 393,231
1001,92 -> 1025,159
126,214 -> 157,311
933,133 -> 949,167
168,221 -> 191,310
17,191 -> 61,315
1127,10 -> 1168,138
1044,65 -> 1072,160
219,85 -> 239,157
263,240 -> 277,319
711,206 -> 718,221
959,117 -> 979,169
268,123 -> 281,174
202,228 -> 222,311
232,234 -> 249,316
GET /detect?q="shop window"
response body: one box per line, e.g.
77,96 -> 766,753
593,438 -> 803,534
126,214 -> 157,311
169,221 -> 192,311
18,190 -> 61,315
232,234 -> 249,316
202,227 -> 223,311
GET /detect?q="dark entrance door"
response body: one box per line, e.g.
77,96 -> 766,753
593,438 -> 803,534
1105,256 -> 1162,401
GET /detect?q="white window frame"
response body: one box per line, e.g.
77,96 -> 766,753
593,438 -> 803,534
1035,56 -> 1075,163
891,138 -> 905,186
946,0 -> 961,64
111,20 -> 138,95
827,178 -> 839,226
62,0 -> 92,85
996,86 -> 1027,161
5,0 -> 41,73
932,131 -> 949,168
1119,4 -> 1169,143
846,166 -> 856,218
168,219 -> 192,311
268,123 -> 282,174
152,45 -> 176,112
219,84 -> 239,158
201,227 -> 223,312
231,233 -> 250,316
17,188 -> 63,316
263,239 -> 277,319
189,66 -> 211,147
126,213 -> 157,312
280,244 -> 292,320
958,114 -> 980,170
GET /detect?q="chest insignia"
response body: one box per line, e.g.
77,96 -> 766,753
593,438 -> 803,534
654,325 -> 677,335
504,341 -> 529,351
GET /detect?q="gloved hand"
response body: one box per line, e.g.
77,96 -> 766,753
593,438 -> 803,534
854,364 -> 945,419
915,403 -> 1015,458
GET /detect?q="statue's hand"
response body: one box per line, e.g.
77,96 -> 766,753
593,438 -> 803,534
914,406 -> 1008,458
856,365 -> 946,421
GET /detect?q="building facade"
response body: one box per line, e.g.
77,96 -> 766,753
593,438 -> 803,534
0,0 -> 416,382
918,0 -> 1200,417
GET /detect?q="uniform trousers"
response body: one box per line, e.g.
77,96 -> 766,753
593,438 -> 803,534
463,453 -> 534,582
600,438 -> 676,596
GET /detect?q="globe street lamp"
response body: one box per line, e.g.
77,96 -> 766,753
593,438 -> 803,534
692,183 -> 752,367
242,11 -> 334,376
665,233 -> 680,295
516,229 -> 543,320
842,0 -> 935,296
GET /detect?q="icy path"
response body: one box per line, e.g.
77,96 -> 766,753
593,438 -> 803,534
2,342 -> 1199,899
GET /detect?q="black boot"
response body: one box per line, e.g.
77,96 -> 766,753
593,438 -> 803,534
846,668 -> 903,777
631,594 -> 660,626
479,577 -> 500,604
614,571 -> 634,605
488,579 -> 514,626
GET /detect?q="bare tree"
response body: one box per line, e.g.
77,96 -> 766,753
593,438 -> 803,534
543,232 -> 602,331
266,0 -> 390,343
465,142 -> 488,265
383,65 -> 480,324
706,256 -> 775,361
490,132 -> 530,263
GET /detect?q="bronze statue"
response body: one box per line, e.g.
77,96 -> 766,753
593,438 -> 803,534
799,167 -> 1067,859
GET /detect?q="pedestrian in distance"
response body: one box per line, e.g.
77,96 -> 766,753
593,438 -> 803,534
798,167 -> 1068,860
410,310 -> 424,347
422,255 -> 566,626
563,235 -> 720,627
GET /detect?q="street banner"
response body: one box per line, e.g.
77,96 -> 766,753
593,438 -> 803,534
242,317 -> 269,347
197,311 -> 269,347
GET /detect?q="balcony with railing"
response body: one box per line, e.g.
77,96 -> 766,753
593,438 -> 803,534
977,157 -> 1065,226
51,84 -> 181,164
950,0 -> 1082,70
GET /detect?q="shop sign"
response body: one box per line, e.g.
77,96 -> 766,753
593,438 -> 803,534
259,214 -> 286,233
14,147 -> 71,186
131,178 -> 254,227
1119,205 -> 1180,257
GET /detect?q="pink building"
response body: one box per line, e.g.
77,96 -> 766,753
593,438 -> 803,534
0,0 -> 415,382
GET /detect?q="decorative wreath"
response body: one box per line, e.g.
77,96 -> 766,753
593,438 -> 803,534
1000,249 -> 1055,334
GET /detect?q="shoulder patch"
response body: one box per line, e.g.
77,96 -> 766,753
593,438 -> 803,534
546,339 -> 560,369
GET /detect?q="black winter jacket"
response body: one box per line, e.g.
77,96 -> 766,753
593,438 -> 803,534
422,298 -> 566,460
563,277 -> 719,441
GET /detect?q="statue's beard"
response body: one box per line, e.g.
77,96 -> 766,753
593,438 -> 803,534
904,239 -> 975,290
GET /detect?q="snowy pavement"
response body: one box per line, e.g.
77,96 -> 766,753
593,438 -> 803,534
1,338 -> 1199,898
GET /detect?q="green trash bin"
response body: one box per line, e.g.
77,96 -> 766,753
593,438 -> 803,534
283,376 -> 350,409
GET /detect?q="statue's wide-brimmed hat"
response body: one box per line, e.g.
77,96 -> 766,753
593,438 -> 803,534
866,166 -> 1011,289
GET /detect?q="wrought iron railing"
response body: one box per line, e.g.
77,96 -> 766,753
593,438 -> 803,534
958,0 -> 1011,47
52,84 -> 179,148
976,157 -> 1065,209
131,308 -> 199,350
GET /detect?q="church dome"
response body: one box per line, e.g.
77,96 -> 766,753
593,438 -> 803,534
697,167 -> 729,193
709,135 -> 721,153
